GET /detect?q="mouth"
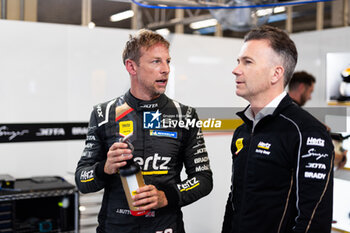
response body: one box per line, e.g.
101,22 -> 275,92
156,79 -> 168,85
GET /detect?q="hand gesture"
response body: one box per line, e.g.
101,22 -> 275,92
104,142 -> 133,174
132,185 -> 168,210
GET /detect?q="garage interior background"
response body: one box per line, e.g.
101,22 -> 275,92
1,0 -> 350,233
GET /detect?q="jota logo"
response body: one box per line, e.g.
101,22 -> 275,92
140,103 -> 158,109
36,128 -> 65,136
143,110 -> 161,129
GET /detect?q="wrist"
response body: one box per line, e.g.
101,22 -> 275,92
96,160 -> 113,179
160,190 -> 168,208
160,186 -> 179,207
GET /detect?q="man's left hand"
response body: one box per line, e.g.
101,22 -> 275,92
132,185 -> 168,210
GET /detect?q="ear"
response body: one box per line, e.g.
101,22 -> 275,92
298,83 -> 306,92
125,59 -> 137,76
271,66 -> 284,84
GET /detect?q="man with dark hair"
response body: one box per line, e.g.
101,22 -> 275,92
222,25 -> 334,233
75,29 -> 213,233
288,71 -> 316,106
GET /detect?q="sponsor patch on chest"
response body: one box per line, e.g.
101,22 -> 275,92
304,171 -> 326,180
257,141 -> 271,150
119,120 -> 133,137
150,130 -> 177,139
255,141 -> 271,155
306,137 -> 325,147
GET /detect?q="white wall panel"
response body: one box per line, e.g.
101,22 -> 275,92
0,20 -> 68,122
66,26 -> 132,121
167,33 -> 247,107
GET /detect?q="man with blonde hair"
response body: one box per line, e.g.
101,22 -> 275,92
76,29 -> 213,233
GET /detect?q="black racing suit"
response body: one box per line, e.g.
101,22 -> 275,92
222,95 -> 334,233
75,91 -> 213,233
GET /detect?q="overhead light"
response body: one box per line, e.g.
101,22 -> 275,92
190,19 -> 217,30
273,6 -> 286,14
256,8 -> 273,17
110,10 -> 134,22
156,28 -> 170,36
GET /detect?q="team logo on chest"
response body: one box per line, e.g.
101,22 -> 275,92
119,120 -> 134,137
257,141 -> 271,150
143,110 -> 162,129
255,141 -> 271,155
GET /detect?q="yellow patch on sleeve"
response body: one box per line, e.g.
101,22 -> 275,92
235,138 -> 244,155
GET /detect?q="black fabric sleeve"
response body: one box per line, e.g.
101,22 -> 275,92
75,108 -> 111,193
165,107 -> 213,207
292,126 -> 334,233
222,192 -> 234,233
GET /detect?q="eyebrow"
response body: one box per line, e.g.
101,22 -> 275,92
152,56 -> 171,60
237,56 -> 255,63
241,56 -> 253,61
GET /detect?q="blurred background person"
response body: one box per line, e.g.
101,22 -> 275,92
331,133 -> 348,169
289,71 -> 347,169
288,71 -> 315,106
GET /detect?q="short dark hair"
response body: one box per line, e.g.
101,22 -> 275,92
244,25 -> 298,87
288,71 -> 316,91
122,29 -> 170,65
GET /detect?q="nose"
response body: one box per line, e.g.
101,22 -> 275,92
232,64 -> 241,77
161,62 -> 170,74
